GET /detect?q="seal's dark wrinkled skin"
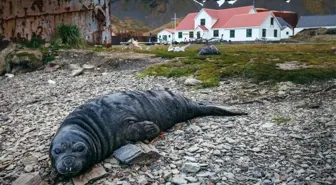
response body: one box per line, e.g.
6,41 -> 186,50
49,90 -> 247,177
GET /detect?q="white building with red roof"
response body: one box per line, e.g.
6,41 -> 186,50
157,29 -> 175,44
173,6 -> 283,42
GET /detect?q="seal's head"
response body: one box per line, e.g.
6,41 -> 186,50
49,128 -> 92,177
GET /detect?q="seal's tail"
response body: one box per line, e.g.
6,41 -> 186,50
194,102 -> 248,117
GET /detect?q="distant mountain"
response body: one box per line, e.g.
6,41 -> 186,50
110,0 -> 336,29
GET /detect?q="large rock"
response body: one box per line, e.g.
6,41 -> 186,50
0,42 -> 16,75
5,49 -> 44,74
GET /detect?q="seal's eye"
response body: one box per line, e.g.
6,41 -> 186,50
54,148 -> 62,155
77,145 -> 85,153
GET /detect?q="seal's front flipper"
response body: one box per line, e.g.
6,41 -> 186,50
126,121 -> 161,142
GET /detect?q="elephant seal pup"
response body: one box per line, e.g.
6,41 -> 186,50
49,90 -> 247,177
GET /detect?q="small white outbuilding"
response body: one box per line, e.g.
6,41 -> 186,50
276,17 -> 293,39
157,29 -> 175,44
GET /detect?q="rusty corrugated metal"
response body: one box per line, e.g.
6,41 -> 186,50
0,0 -> 112,45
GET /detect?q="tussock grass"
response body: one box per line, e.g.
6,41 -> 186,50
55,24 -> 84,48
138,43 -> 336,88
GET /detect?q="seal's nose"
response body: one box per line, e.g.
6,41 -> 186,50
63,157 -> 75,168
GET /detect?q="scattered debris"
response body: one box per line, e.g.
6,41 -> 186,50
4,73 -> 14,78
47,80 -> 56,85
168,43 -> 191,52
82,64 -> 95,70
113,142 -> 161,165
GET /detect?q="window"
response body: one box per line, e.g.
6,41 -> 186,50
246,29 -> 252,37
213,30 -> 219,37
159,35 -> 161,38
286,31 -> 289,35
274,29 -> 278,37
262,29 -> 266,37
189,31 -> 194,38
230,30 -> 235,38
270,17 -> 274,25
178,32 -> 182,38
200,19 -> 205,26
169,35 -> 171,38
197,31 -> 201,39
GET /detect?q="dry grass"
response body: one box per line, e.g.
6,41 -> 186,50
137,43 -> 336,88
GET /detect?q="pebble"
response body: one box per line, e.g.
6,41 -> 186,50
187,146 -> 199,153
184,176 -> 198,182
24,165 -> 34,172
171,176 -> 187,184
182,163 -> 201,173
137,175 -> 148,185
224,172 -> 235,179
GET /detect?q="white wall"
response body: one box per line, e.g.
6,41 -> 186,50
175,30 -> 194,42
211,18 -> 218,28
222,28 -> 259,41
281,27 -> 293,39
249,8 -> 257,14
294,26 -> 336,35
259,14 -> 282,41
157,30 -> 173,43
194,27 -> 211,40
194,9 -> 213,30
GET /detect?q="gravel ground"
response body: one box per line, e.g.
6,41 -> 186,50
0,51 -> 335,185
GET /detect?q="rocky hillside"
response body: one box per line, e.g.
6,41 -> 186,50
110,0 -> 336,28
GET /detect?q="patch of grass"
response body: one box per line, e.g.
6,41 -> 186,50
55,24 -> 83,48
19,33 -> 44,49
42,55 -> 56,63
138,43 -> 336,87
272,116 -> 291,124
15,52 -> 40,62
139,64 -> 195,78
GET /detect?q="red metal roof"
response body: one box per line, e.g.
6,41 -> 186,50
197,25 -> 208,30
223,12 -> 271,28
164,29 -> 175,33
176,12 -> 198,30
175,6 -> 257,30
203,6 -> 254,28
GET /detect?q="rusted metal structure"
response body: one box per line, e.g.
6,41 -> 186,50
0,0 -> 112,45
256,8 -> 298,28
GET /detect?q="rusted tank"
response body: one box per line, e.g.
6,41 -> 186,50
272,10 -> 298,28
0,0 -> 112,45
255,8 -> 269,12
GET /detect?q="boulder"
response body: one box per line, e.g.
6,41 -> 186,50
0,42 -> 16,75
5,49 -> 44,74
